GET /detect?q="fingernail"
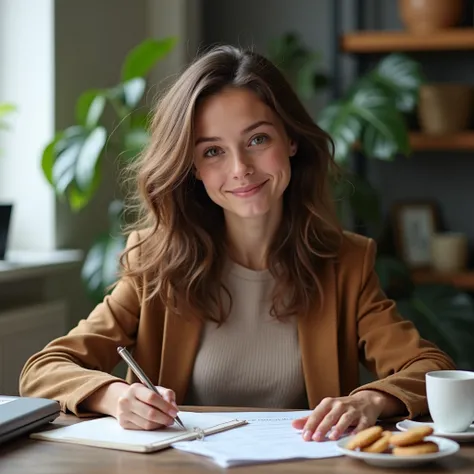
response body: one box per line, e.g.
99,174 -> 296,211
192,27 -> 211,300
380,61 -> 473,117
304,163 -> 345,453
329,430 -> 339,440
303,430 -> 312,441
168,409 -> 178,417
312,431 -> 323,441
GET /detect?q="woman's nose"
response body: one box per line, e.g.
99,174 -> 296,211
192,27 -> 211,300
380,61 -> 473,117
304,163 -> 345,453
230,151 -> 254,180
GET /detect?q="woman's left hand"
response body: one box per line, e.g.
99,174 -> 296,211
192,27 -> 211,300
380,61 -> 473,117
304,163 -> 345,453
292,390 -> 402,442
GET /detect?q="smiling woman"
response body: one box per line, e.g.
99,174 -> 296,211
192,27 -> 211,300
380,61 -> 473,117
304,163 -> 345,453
20,45 -> 455,443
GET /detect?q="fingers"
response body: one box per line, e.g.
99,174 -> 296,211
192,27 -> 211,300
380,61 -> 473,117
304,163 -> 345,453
117,383 -> 178,431
300,398 -> 334,441
117,410 -> 172,431
133,384 -> 178,417
328,410 -> 358,440
308,400 -> 347,441
156,386 -> 178,409
291,416 -> 309,430
352,415 -> 372,435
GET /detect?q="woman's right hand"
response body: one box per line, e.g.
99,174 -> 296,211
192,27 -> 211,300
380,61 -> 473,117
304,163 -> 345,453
116,383 -> 179,430
81,381 -> 179,431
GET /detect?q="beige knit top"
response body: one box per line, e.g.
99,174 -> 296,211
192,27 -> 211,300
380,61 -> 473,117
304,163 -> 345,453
184,259 -> 308,408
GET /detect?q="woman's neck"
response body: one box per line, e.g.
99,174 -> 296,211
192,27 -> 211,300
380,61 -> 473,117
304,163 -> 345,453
224,207 -> 282,271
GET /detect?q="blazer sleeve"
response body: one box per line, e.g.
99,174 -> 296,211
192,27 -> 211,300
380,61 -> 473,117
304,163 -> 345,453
350,238 -> 456,419
19,232 -> 142,417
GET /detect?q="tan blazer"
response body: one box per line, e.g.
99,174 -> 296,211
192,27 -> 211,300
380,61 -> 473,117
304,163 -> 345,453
19,231 -> 455,418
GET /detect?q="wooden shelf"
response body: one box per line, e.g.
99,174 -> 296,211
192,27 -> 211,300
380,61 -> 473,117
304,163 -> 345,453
412,269 -> 474,291
355,133 -> 474,152
409,132 -> 474,150
341,28 -> 474,53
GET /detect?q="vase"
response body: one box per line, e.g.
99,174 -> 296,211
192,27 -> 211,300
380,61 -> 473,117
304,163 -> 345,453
418,84 -> 473,135
398,0 -> 464,34
431,232 -> 468,272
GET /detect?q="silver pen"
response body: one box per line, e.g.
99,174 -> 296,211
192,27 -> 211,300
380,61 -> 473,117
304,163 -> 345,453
117,346 -> 186,430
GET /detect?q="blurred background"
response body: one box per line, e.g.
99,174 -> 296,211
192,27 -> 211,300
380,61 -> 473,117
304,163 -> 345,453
1,0 -> 474,394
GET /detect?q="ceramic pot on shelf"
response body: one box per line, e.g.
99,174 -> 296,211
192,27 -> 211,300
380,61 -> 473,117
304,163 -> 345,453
418,84 -> 473,135
398,0 -> 464,34
431,232 -> 468,273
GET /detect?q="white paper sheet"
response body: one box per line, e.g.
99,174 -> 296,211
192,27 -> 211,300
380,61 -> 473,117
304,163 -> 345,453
172,410 -> 343,467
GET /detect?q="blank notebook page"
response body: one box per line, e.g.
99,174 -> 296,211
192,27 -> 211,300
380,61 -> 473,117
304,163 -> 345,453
31,412 -> 237,448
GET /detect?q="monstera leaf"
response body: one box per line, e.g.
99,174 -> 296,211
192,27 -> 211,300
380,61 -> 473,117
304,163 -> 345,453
81,200 -> 126,302
319,82 -> 410,163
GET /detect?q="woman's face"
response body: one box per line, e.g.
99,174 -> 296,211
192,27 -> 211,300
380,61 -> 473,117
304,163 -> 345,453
193,87 -> 297,221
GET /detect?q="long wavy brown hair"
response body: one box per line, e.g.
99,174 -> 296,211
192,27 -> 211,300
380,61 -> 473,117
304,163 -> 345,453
121,45 -> 343,323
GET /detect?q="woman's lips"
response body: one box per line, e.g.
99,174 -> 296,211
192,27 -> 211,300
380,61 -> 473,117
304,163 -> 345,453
228,180 -> 268,197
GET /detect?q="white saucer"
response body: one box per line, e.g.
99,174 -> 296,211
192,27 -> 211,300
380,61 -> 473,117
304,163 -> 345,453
396,419 -> 474,442
336,432 -> 459,468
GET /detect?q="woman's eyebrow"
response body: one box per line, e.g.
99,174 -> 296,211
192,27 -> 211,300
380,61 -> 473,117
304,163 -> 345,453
195,120 -> 274,146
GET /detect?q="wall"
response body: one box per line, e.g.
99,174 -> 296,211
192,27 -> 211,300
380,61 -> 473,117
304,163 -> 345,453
202,0 -> 474,247
0,0 -> 56,251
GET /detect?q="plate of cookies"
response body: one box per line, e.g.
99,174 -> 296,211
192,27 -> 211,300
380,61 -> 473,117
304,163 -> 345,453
336,425 -> 460,468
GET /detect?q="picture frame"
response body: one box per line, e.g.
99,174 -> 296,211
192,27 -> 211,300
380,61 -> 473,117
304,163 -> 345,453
391,201 -> 439,269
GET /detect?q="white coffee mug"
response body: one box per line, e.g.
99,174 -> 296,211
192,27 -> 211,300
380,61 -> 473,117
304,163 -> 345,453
426,370 -> 474,433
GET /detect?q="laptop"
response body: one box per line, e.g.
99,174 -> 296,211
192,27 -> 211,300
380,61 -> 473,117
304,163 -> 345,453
0,395 -> 60,444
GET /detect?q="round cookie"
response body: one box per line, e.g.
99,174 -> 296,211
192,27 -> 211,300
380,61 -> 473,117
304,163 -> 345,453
392,441 -> 439,456
390,426 -> 434,447
346,426 -> 383,450
362,433 -> 391,453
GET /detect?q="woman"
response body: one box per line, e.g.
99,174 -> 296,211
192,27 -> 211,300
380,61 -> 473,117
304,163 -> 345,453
19,45 -> 455,442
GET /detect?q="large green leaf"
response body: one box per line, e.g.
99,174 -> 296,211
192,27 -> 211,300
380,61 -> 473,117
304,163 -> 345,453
318,101 -> 362,164
352,83 -> 410,160
50,125 -> 107,199
397,285 -> 474,369
319,83 -> 409,163
121,126 -> 149,161
75,89 -> 106,128
369,53 -> 424,112
81,200 -> 126,302
107,77 -> 146,111
121,37 -> 177,81
268,32 -> 328,99
68,166 -> 102,211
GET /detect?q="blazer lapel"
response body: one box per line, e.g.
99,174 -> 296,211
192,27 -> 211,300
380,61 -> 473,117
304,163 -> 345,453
158,310 -> 203,404
298,260 -> 340,408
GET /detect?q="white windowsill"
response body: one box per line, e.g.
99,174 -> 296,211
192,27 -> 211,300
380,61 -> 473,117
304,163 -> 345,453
0,249 -> 83,282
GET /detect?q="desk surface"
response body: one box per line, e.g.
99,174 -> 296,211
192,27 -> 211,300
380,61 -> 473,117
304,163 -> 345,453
0,406 -> 473,473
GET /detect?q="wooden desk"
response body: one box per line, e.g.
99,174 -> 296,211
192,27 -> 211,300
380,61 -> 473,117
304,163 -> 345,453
0,406 -> 473,473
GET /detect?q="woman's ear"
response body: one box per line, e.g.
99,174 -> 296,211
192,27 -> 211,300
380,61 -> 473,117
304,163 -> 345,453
289,140 -> 298,157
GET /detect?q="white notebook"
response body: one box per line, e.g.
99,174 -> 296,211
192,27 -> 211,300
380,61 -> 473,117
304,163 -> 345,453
30,411 -> 246,453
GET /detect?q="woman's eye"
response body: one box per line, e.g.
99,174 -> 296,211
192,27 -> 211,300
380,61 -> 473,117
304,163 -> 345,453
250,135 -> 268,146
204,147 -> 221,158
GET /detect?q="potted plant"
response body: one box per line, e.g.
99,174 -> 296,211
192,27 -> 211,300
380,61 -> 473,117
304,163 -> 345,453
0,102 -> 17,260
41,37 -> 176,301
269,32 -> 474,369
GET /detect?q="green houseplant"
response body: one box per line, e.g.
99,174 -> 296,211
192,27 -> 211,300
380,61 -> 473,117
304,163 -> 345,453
269,32 -> 474,369
41,37 -> 176,302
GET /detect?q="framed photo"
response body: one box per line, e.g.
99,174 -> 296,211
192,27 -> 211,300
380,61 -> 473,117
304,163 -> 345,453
392,201 -> 439,268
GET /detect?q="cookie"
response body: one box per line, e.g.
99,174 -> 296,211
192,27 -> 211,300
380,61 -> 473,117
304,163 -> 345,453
390,426 -> 434,447
361,432 -> 391,453
392,441 -> 439,456
346,426 -> 383,450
